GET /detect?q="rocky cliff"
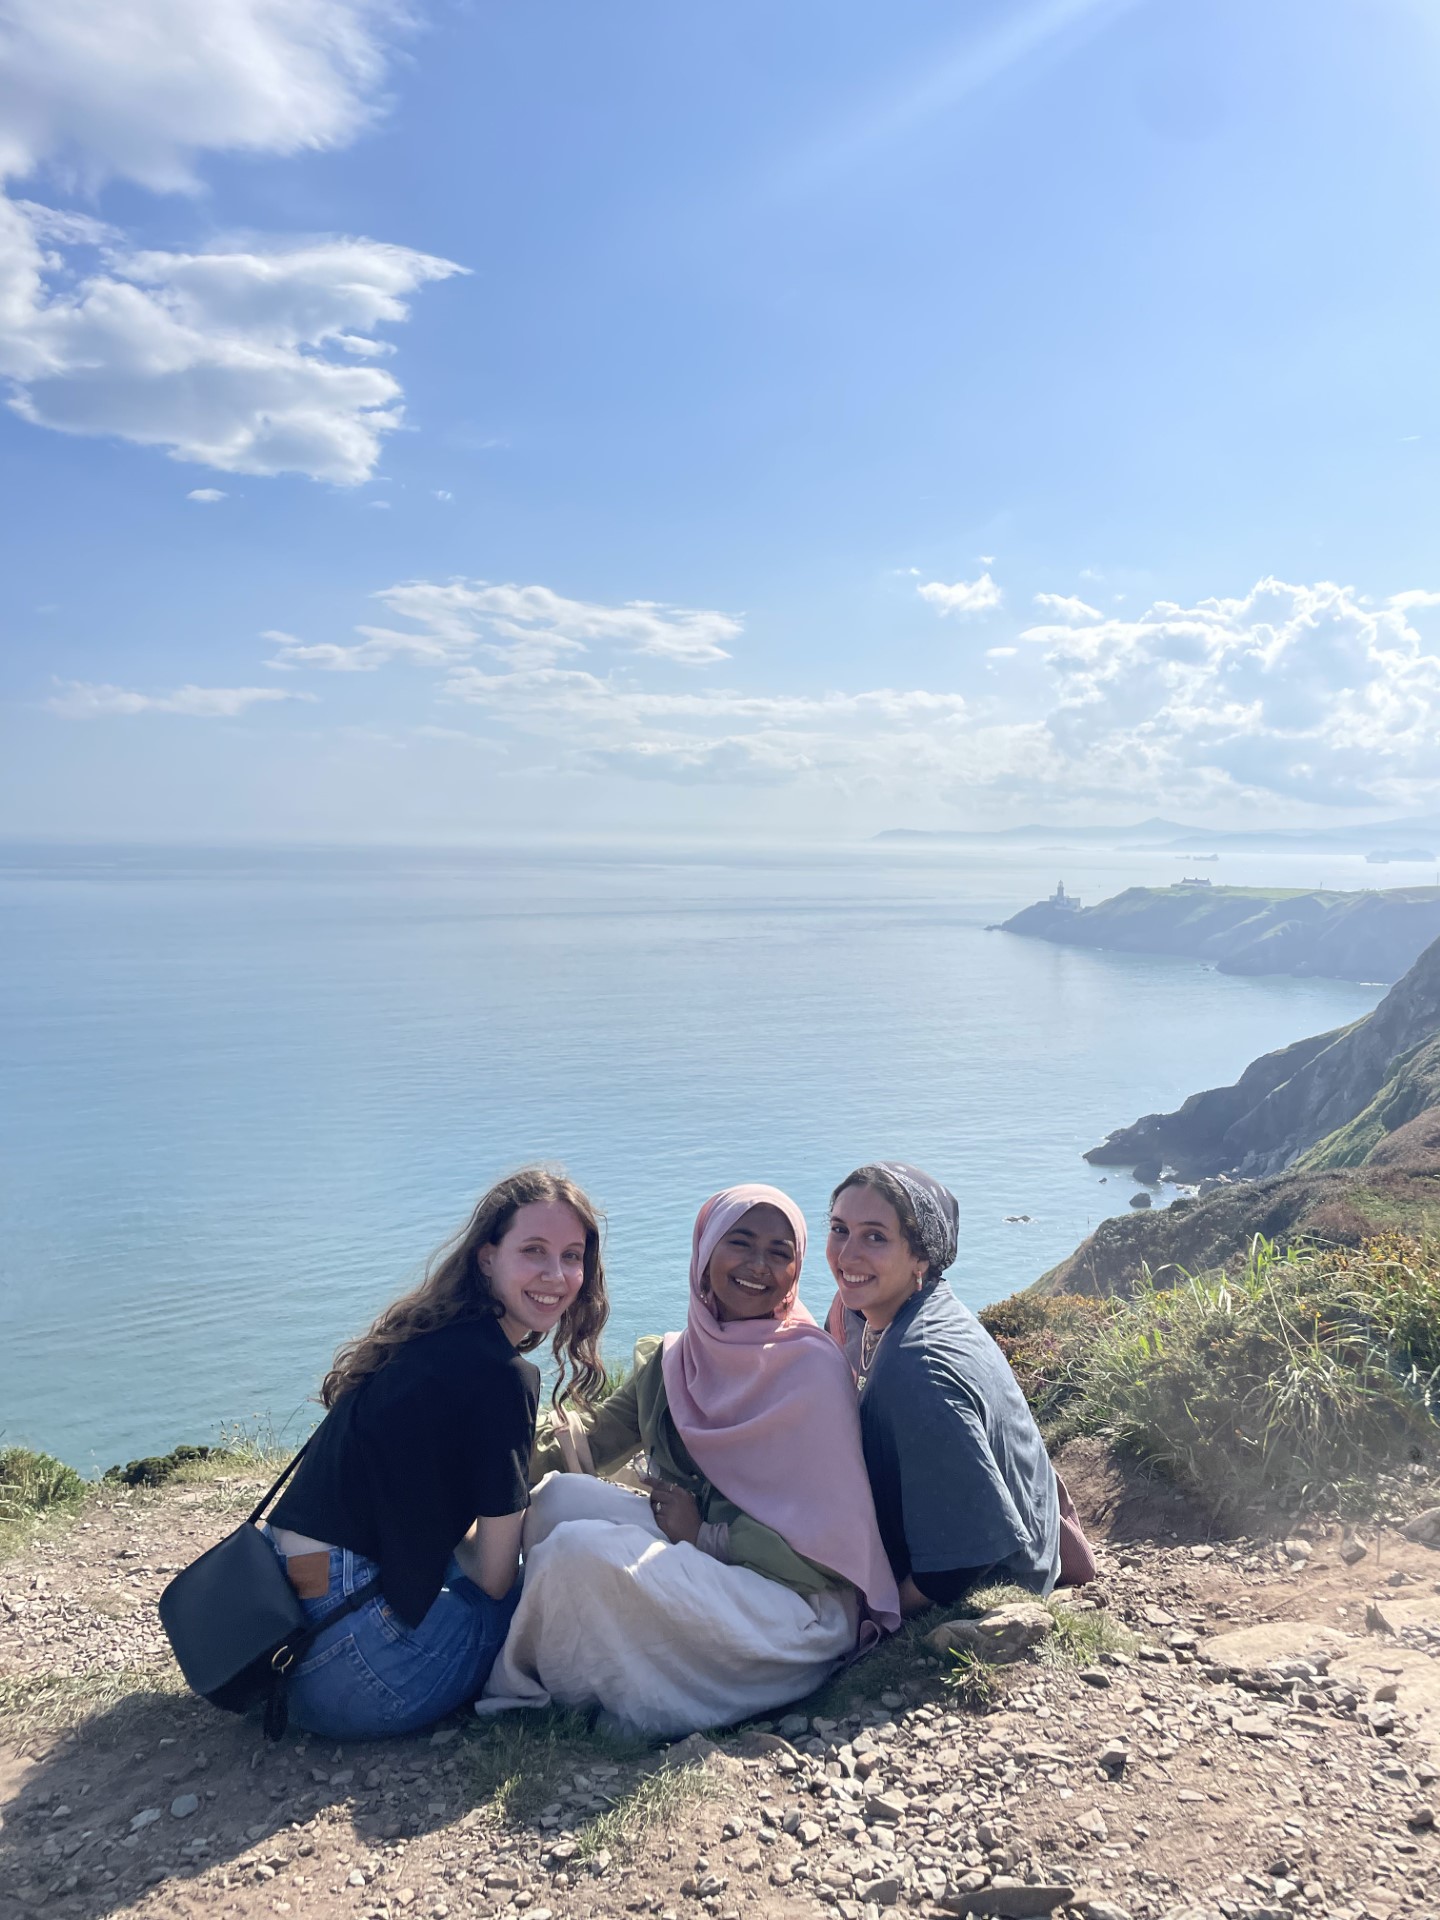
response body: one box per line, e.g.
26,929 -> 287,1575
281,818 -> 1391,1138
1084,932 -> 1440,1181
1034,1157 -> 1440,1296
1295,1031 -> 1440,1170
1031,933 -> 1440,1295
1000,883 -> 1440,983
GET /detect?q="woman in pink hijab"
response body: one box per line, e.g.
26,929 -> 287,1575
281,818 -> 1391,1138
478,1185 -> 899,1738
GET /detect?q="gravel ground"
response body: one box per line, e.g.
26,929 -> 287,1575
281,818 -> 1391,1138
5,1467 -> 1440,1920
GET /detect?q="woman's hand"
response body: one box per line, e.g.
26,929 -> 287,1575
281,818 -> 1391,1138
639,1475 -> 702,1547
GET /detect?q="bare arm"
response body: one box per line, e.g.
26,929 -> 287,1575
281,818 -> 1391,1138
454,1510 -> 525,1600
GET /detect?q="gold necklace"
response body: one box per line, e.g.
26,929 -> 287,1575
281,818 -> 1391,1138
856,1278 -> 923,1386
856,1318 -> 886,1388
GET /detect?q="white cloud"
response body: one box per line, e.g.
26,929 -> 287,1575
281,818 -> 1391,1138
1389,589 -> 1440,612
463,576 -> 1440,807
434,667 -> 973,788
0,2 -> 459,483
272,578 -> 745,671
187,487 -> 227,502
247,571 -> 1440,812
47,678 -> 314,718
1032,591 -> 1101,622
917,572 -> 1003,617
266,625 -> 466,671
0,0 -> 405,193
0,208 -> 463,483
1018,577 -> 1440,807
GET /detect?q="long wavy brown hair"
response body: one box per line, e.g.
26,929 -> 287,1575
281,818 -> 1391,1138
321,1167 -> 608,1412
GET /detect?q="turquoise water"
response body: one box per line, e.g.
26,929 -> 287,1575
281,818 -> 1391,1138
0,841 -> 1385,1472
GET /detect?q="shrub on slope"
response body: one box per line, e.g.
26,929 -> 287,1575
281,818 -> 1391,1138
0,1447 -> 86,1553
991,1233 -> 1440,1520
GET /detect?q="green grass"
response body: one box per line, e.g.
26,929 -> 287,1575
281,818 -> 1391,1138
1060,1232 -> 1440,1518
0,1446 -> 88,1556
0,1446 -> 86,1520
791,1618 -> 937,1720
103,1420 -> 300,1491
979,1292 -> 1122,1443
942,1648 -> 1004,1711
0,1662 -> 187,1742
573,1759 -> 723,1860
1298,1035 -> 1440,1170
1039,1602 -> 1138,1670
465,1708 -> 645,1824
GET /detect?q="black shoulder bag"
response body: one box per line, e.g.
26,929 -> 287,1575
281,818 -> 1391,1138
157,1447 -> 381,1740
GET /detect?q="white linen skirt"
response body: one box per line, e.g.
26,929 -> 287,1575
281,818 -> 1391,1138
476,1473 -> 857,1738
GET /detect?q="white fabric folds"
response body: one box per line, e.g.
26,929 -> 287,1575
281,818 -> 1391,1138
476,1474 -> 856,1738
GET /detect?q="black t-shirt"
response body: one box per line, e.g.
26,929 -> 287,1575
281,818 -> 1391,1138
272,1314 -> 539,1627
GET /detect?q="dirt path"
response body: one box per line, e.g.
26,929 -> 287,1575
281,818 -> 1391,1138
5,1460 -> 1440,1920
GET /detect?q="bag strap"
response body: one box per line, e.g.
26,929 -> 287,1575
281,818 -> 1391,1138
245,1443 -> 310,1527
262,1572 -> 384,1741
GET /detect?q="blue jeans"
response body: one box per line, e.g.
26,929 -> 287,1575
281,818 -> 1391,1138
267,1535 -> 519,1740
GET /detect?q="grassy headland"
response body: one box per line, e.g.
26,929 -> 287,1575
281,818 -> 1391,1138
1000,880 -> 1440,982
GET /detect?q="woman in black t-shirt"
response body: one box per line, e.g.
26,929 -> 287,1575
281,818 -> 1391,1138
267,1166 -> 607,1739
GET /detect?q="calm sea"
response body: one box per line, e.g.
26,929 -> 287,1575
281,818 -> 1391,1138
0,840 -> 1386,1472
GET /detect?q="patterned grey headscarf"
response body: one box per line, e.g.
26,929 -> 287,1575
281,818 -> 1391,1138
875,1162 -> 960,1277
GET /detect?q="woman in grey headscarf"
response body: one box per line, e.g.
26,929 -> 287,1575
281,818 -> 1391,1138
824,1162 -> 1061,1614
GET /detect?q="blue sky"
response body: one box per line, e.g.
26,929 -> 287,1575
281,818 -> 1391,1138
4,0 -> 1440,841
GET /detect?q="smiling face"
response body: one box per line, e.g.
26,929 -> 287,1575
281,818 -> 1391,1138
826,1182 -> 927,1329
703,1202 -> 799,1323
478,1200 -> 588,1347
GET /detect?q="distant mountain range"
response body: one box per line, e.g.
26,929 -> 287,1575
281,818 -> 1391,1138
877,815 -> 1440,855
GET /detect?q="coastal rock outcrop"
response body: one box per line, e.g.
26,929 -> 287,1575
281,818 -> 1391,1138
1033,1158 -> 1440,1297
1085,931 -> 1440,1182
1000,883 -> 1440,984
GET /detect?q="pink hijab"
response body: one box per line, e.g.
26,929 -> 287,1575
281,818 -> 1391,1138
661,1184 -> 901,1632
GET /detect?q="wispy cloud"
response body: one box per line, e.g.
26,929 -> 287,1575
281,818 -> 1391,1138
48,680 -> 314,719
242,572 -> 1440,814
1033,591 -> 1101,622
917,573 -> 1003,618
187,488 -> 227,503
272,578 -> 745,672
439,576 -> 1440,810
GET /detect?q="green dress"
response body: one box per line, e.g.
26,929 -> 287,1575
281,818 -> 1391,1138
532,1338 -> 848,1599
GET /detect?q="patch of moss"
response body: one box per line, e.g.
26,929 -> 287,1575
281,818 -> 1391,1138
103,1443 -> 218,1488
